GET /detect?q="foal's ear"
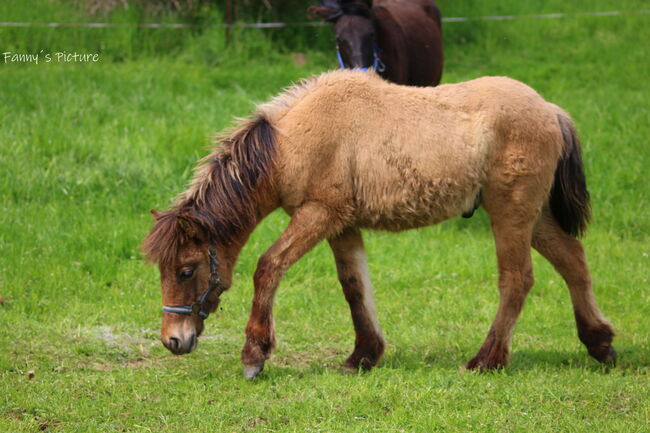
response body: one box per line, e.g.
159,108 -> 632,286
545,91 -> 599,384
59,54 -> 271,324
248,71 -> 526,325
150,209 -> 163,220
308,5 -> 342,22
176,214 -> 201,239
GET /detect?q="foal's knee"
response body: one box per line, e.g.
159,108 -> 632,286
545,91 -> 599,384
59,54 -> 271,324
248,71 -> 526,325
499,268 -> 534,296
340,275 -> 363,303
253,253 -> 283,293
523,270 -> 534,294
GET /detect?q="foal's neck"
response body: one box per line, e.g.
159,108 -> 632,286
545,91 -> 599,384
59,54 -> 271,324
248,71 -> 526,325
198,163 -> 279,257
183,114 -> 280,267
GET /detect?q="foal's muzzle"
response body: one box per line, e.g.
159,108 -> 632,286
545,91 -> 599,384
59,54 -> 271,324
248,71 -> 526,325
162,330 -> 197,355
161,314 -> 200,355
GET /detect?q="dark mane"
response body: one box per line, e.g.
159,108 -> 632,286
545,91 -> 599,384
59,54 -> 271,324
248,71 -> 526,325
340,0 -> 372,18
141,210 -> 189,266
315,0 -> 372,20
142,114 -> 277,264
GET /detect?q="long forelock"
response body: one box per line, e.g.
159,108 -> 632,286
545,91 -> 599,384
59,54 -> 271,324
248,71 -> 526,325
141,211 -> 188,266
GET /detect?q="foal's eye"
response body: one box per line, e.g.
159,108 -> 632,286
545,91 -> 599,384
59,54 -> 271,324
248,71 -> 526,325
179,268 -> 194,280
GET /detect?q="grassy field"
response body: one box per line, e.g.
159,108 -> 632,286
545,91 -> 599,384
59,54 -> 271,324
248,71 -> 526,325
1,1 -> 649,431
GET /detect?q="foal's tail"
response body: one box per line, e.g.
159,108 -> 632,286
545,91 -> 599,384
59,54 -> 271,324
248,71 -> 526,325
549,110 -> 591,237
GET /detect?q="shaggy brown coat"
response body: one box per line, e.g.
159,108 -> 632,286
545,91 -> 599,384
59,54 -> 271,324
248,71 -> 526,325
143,70 -> 615,378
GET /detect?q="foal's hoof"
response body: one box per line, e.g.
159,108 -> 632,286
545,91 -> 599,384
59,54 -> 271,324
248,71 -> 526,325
344,352 -> 380,372
603,347 -> 617,366
341,362 -> 367,375
589,345 -> 618,367
465,354 -> 508,371
243,363 -> 264,380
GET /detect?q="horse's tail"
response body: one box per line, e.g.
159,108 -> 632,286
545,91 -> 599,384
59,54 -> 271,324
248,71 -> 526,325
549,110 -> 591,237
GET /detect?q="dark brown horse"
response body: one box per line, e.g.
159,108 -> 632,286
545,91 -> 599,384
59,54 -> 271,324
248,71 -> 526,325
143,71 -> 616,379
309,0 -> 443,86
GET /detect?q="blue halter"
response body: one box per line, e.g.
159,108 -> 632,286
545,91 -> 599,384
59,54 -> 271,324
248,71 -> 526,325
162,242 -> 223,320
336,43 -> 385,72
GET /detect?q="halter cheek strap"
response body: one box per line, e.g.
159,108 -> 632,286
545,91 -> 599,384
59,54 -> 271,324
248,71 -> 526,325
162,241 -> 223,320
336,43 -> 386,73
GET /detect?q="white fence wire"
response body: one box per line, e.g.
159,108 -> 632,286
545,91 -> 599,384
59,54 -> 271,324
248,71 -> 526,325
0,9 -> 648,29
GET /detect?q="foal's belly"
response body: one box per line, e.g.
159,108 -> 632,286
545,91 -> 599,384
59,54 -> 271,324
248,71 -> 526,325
348,121 -> 489,231
352,176 -> 482,231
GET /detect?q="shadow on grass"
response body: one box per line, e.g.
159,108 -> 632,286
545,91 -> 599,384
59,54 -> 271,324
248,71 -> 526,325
215,343 -> 650,381
380,345 -> 468,371
511,346 -> 650,372
377,343 -> 650,374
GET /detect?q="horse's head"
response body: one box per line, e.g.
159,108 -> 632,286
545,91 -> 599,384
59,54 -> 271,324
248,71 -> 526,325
309,0 -> 375,69
142,209 -> 234,355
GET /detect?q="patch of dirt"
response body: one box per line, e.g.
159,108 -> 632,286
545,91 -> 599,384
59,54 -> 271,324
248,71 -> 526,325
609,394 -> 632,413
4,408 -> 26,420
273,346 -> 344,368
245,416 -> 268,431
88,358 -> 161,371
292,53 -> 308,66
3,409 -> 61,431
37,418 -> 61,431
92,325 -> 156,349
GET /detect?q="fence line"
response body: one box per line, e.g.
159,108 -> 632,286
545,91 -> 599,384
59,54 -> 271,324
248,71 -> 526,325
0,9 -> 648,29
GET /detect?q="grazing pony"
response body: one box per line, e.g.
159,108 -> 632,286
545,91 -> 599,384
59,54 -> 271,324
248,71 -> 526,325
309,0 -> 443,86
143,70 -> 615,379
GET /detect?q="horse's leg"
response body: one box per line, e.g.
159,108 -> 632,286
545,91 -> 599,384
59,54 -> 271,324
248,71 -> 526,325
328,228 -> 385,371
466,190 -> 537,370
532,207 -> 616,364
241,202 -> 341,379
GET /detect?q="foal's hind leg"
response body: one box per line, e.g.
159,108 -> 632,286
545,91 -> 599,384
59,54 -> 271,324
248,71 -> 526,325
532,207 -> 616,364
466,190 -> 538,370
328,228 -> 385,371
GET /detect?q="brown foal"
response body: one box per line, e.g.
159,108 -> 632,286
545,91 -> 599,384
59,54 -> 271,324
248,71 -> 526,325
143,71 -> 615,378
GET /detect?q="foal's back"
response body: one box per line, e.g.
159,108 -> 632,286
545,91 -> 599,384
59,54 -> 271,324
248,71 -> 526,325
270,71 -> 562,229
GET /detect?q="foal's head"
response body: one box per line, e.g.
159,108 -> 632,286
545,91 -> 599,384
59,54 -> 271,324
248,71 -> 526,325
309,0 -> 376,69
142,210 -> 234,355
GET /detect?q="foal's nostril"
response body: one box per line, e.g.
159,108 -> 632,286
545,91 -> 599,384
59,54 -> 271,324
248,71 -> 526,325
168,337 -> 180,352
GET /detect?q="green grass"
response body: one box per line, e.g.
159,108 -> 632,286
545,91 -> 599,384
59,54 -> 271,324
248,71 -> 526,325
1,2 -> 649,432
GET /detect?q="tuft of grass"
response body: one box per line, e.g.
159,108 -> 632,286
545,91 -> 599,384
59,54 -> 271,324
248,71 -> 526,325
1,1 -> 649,432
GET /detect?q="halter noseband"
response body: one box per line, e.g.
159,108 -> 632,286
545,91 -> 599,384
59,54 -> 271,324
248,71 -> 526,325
336,43 -> 386,73
162,241 -> 223,320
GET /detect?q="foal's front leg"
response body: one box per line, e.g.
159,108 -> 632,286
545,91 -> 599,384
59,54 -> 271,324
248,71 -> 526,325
241,202 -> 339,379
328,229 -> 385,371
